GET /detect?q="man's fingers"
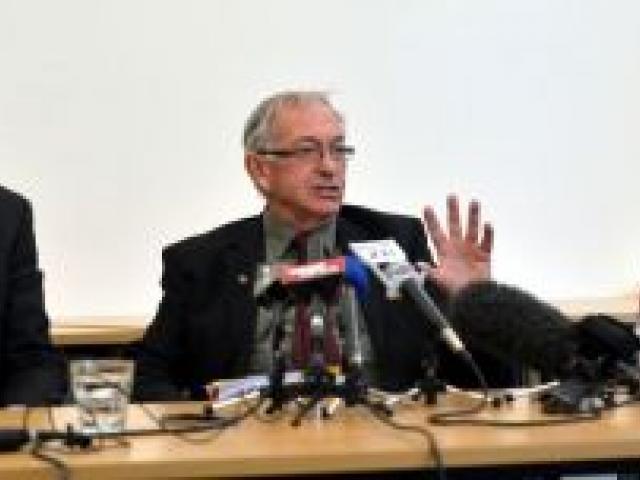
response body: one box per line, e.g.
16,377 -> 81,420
465,199 -> 480,244
423,205 -> 446,253
480,222 -> 494,254
447,194 -> 462,240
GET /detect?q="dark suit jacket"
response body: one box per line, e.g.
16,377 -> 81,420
134,205 -> 514,401
0,186 -> 66,406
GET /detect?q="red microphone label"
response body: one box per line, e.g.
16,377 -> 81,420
278,257 -> 346,285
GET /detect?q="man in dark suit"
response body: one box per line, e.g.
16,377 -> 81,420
0,185 -> 66,406
134,91 -> 512,401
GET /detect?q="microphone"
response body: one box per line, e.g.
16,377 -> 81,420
449,281 -> 581,378
576,314 -> 640,362
448,281 -> 640,413
342,282 -> 368,370
449,281 -> 640,383
349,239 -> 467,356
254,254 -> 370,372
254,256 -> 369,304
575,314 -> 640,389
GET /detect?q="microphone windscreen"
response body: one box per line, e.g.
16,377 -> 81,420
450,281 -> 579,377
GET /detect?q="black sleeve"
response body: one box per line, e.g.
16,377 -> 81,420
1,198 -> 66,406
133,247 -> 191,401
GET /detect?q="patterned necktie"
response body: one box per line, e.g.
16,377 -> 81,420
291,234 -> 311,368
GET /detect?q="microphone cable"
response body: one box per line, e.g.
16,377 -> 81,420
427,349 -> 490,426
367,402 -> 446,480
21,395 -> 265,478
426,360 -> 603,428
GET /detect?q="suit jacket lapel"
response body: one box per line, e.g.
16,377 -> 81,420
335,215 -> 371,250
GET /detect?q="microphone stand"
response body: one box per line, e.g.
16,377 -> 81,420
416,341 -> 445,405
262,282 -> 392,426
380,341 -> 446,410
265,301 -> 288,415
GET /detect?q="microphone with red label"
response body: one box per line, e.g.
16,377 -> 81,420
254,256 -> 369,304
349,239 -> 468,357
254,256 -> 370,371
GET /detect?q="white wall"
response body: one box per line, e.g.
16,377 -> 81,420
1,0 -> 639,317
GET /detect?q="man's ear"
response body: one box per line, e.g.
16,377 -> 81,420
245,152 -> 270,195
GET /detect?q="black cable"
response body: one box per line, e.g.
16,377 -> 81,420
86,397 -> 266,442
367,403 -> 446,480
30,436 -> 71,480
425,349 -> 605,427
430,410 -> 602,427
20,394 -> 265,480
428,350 -> 490,426
155,397 -> 265,444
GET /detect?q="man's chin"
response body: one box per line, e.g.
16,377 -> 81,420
303,202 -> 341,224
313,200 -> 342,216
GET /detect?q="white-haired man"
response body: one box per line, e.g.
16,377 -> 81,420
134,91 -> 514,400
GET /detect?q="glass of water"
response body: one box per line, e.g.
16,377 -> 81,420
70,359 -> 134,434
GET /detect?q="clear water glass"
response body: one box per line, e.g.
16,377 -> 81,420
70,359 -> 134,434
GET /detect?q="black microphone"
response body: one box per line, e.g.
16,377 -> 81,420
399,276 -> 467,355
449,281 -> 640,413
576,314 -> 640,362
449,281 -> 601,414
449,281 -> 581,378
576,314 -> 640,389
342,284 -> 365,370
349,239 -> 467,357
254,256 -> 361,304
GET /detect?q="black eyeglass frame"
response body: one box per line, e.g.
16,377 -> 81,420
255,144 -> 355,161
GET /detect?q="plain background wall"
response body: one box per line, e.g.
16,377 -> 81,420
1,0 -> 639,318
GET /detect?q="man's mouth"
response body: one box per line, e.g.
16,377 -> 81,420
312,185 -> 342,198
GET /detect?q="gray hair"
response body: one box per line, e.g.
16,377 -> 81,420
242,91 -> 343,152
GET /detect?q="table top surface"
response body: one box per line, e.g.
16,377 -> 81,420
2,391 -> 640,479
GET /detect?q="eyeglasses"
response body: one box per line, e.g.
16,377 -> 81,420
256,143 -> 355,162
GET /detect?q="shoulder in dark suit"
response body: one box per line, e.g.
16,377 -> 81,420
134,205 -> 514,401
0,186 -> 66,406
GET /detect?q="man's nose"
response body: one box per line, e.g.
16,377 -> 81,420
316,146 -> 341,171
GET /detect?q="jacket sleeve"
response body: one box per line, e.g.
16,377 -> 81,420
133,247 -> 192,401
1,198 -> 66,406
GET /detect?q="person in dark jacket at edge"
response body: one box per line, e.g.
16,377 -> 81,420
0,185 -> 66,406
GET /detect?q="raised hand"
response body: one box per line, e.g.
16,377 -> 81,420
422,194 -> 493,294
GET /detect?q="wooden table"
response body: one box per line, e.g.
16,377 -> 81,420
1,394 -> 640,479
50,316 -> 149,346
